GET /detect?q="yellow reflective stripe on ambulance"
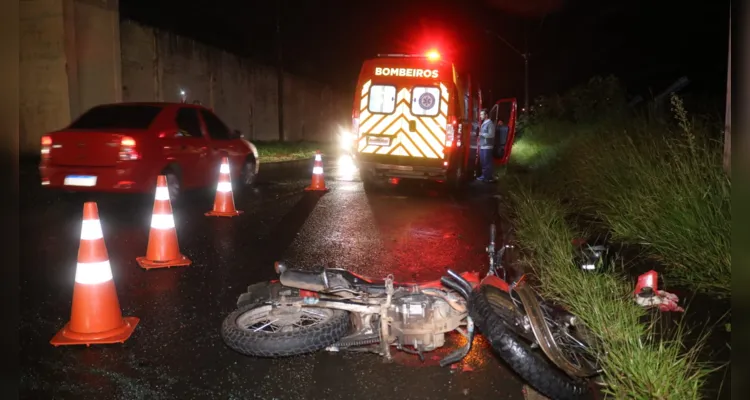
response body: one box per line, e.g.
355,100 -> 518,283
357,80 -> 450,159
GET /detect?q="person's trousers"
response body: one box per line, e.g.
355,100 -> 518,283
479,148 -> 494,180
469,148 -> 480,176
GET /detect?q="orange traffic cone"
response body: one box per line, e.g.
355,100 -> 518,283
51,202 -> 139,346
206,156 -> 243,217
305,150 -> 329,192
136,175 -> 192,270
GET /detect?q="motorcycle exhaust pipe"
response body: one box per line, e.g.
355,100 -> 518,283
439,316 -> 475,367
446,269 -> 473,296
440,276 -> 470,300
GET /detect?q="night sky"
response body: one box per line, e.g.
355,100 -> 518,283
120,0 -> 730,106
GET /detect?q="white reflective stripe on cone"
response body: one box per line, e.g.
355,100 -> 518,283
315,154 -> 322,161
80,220 -> 104,241
220,163 -> 230,174
217,181 -> 233,192
151,213 -> 176,230
155,186 -> 170,201
312,166 -> 323,175
75,260 -> 114,285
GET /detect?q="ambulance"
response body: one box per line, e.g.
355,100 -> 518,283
349,50 -> 517,190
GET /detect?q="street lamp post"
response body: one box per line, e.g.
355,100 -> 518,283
523,53 -> 529,113
485,29 -> 530,113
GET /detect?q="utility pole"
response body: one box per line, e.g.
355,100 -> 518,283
723,12 -> 731,175
523,54 -> 529,112
276,0 -> 285,141
523,24 -> 529,113
485,28 -> 530,113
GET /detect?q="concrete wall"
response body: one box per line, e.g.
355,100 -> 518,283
120,20 -> 349,143
20,0 -> 72,154
20,0 -> 122,156
19,5 -> 350,156
69,0 -> 122,116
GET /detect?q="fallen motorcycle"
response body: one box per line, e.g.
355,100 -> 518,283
221,224 -> 602,400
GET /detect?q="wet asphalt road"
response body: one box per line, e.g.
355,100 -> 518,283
20,158 -> 528,400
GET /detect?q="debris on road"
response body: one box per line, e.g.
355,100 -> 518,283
634,270 -> 685,312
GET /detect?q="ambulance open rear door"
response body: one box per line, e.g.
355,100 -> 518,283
491,98 -> 518,165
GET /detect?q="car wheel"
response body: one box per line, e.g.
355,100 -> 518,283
162,169 -> 181,202
239,158 -> 257,186
360,170 -> 378,193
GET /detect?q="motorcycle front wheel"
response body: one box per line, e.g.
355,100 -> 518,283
471,284 -> 593,400
221,303 -> 351,357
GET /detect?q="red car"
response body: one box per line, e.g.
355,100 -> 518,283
39,102 -> 259,201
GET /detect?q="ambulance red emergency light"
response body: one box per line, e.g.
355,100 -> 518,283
350,50 -> 516,190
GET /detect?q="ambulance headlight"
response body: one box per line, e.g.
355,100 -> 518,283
339,129 -> 353,150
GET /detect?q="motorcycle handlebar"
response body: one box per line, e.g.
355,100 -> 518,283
440,277 -> 470,300
446,269 -> 473,295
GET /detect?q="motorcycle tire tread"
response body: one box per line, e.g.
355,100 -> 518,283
470,284 -> 593,400
221,302 -> 351,358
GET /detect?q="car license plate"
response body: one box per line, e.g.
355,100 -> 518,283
367,136 -> 391,146
64,175 -> 97,187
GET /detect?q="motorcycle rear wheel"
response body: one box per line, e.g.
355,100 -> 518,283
471,284 -> 593,400
221,302 -> 351,357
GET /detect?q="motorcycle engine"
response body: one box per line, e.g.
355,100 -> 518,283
387,291 -> 463,352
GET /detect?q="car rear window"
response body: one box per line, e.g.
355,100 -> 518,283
68,105 -> 163,130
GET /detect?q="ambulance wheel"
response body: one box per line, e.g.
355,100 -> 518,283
448,165 -> 466,193
363,180 -> 381,193
362,174 -> 379,193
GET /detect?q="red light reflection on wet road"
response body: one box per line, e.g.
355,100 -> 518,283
389,331 -> 493,371
373,202 -> 487,282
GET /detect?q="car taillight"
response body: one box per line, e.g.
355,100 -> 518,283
445,116 -> 457,149
41,136 -> 52,160
119,136 -> 141,160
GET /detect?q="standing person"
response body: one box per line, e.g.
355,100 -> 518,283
470,118 -> 480,177
477,108 -> 495,182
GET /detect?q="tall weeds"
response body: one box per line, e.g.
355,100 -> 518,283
508,93 -> 730,296
500,78 -> 729,397
509,188 -> 714,399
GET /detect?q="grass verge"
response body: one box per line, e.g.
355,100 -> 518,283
508,187 -> 715,399
499,89 -> 729,397
506,95 -> 730,296
254,140 -> 330,163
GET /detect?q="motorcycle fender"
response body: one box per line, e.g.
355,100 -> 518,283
237,282 -> 276,308
279,269 -> 327,292
479,274 -> 510,292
